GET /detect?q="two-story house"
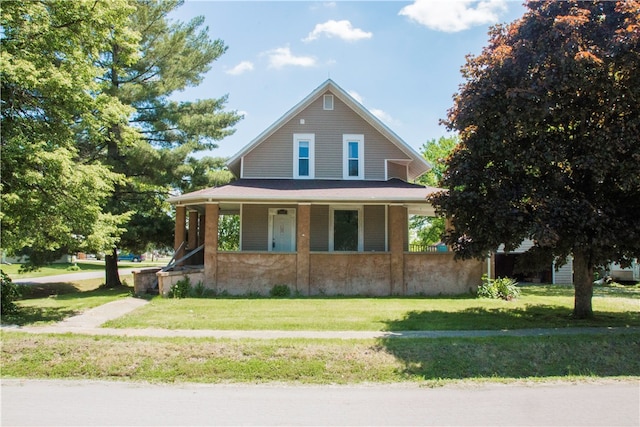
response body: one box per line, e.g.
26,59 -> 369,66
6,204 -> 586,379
156,79 -> 484,296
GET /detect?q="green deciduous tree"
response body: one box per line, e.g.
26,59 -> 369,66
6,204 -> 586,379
411,136 -> 458,247
95,0 -> 242,286
1,0 -> 136,268
418,136 -> 459,188
431,1 -> 640,318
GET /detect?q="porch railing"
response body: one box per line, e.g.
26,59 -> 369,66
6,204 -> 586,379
408,244 -> 448,253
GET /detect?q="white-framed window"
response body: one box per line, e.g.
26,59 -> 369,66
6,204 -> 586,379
293,133 -> 315,179
329,206 -> 363,252
343,134 -> 364,180
323,94 -> 334,110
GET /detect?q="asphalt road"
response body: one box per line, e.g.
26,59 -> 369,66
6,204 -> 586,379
2,379 -> 638,426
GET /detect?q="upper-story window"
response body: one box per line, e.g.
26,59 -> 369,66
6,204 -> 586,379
323,94 -> 334,110
294,133 -> 315,179
343,134 -> 364,179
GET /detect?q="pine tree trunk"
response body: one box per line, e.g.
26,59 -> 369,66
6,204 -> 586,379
104,248 -> 122,288
572,250 -> 594,319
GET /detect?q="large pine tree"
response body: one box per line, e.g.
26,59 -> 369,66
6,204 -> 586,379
96,0 -> 242,286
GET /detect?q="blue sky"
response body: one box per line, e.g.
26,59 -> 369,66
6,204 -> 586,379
170,1 -> 528,159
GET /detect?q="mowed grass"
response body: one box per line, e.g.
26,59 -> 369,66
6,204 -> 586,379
2,332 -> 638,384
104,285 -> 640,331
1,277 -> 133,326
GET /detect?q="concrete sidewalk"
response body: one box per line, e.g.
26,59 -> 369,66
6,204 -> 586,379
4,297 -> 639,339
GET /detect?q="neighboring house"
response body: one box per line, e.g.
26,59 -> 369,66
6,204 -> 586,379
153,79 -> 484,296
494,240 -> 573,285
494,241 -> 639,285
607,260 -> 639,282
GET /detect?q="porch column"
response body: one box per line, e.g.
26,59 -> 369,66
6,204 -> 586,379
204,203 -> 219,289
198,214 -> 206,246
188,210 -> 199,250
296,203 -> 311,295
174,205 -> 187,264
389,205 -> 405,295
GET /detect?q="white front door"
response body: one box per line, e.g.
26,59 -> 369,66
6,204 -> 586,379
269,209 -> 296,252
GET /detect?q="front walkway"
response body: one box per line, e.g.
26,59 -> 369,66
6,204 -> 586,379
4,297 -> 639,339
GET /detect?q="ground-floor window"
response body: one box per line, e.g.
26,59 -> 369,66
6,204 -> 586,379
330,207 -> 363,251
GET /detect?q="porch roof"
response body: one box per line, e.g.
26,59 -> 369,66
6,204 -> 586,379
169,179 -> 442,205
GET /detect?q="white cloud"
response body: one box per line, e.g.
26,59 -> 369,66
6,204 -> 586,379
264,46 -> 317,69
226,61 -> 254,75
347,90 -> 364,104
303,20 -> 373,42
347,90 -> 399,126
399,0 -> 507,32
371,108 -> 400,126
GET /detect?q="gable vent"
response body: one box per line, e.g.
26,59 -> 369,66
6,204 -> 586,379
323,94 -> 334,110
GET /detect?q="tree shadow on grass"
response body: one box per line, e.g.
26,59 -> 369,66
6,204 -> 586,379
377,333 -> 640,380
1,306 -> 78,326
2,284 -> 132,326
384,305 -> 640,331
379,304 -> 640,380
19,282 -> 81,299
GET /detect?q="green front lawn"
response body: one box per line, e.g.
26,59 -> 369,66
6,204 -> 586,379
2,332 -> 638,384
2,282 -> 639,385
1,277 -> 133,326
104,285 -> 640,331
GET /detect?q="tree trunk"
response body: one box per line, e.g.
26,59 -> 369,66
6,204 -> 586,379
572,250 -> 594,319
104,247 -> 122,288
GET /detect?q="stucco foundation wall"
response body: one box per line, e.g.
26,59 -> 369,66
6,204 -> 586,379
157,269 -> 205,297
309,253 -> 391,296
217,252 -> 297,295
404,253 -> 483,295
133,268 -> 161,296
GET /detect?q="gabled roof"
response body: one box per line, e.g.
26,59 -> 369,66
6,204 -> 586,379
168,178 -> 440,205
226,79 -> 430,180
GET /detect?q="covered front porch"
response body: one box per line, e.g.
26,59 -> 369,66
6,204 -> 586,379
162,180 -> 484,297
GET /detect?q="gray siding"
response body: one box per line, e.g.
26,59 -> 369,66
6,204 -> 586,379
364,205 -> 386,251
241,205 -> 268,250
310,205 -> 329,251
242,90 -> 410,180
241,204 -> 296,251
386,161 -> 407,181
